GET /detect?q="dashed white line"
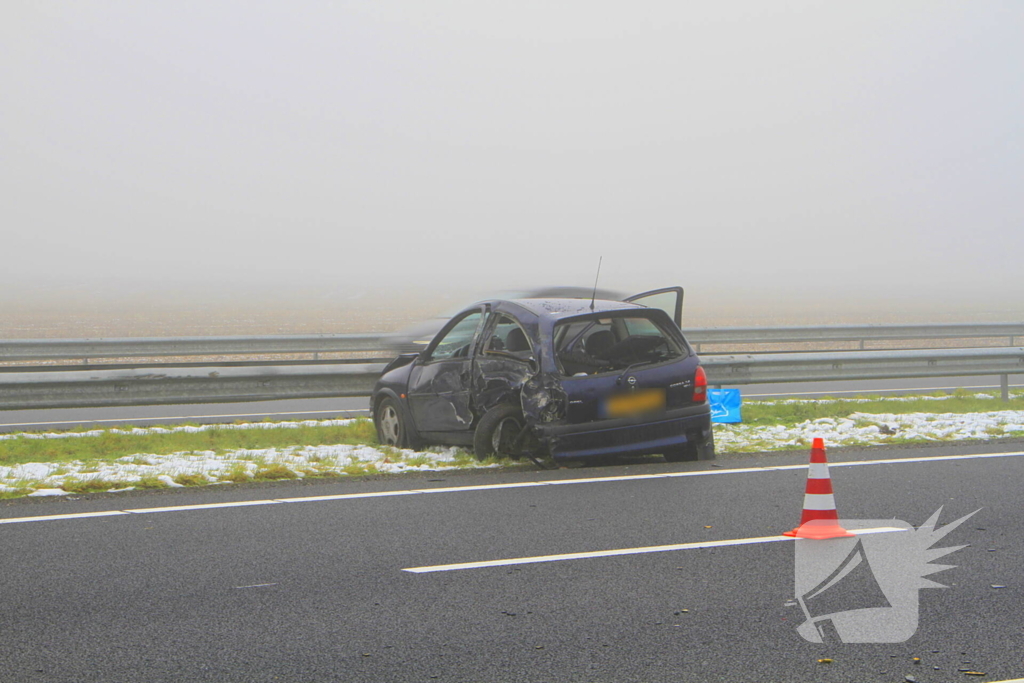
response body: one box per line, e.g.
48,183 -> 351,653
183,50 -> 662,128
402,526 -> 907,573
127,500 -> 284,514
0,510 -> 130,524
234,583 -> 278,589
1,450 -> 1022,526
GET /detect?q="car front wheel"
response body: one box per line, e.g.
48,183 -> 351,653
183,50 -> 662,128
376,398 -> 413,449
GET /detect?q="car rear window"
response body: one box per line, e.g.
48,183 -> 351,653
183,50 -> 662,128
553,314 -> 686,376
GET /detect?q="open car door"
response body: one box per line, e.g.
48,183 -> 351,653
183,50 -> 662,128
623,286 -> 684,327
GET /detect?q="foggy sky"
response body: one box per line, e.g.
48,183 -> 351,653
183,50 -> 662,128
3,2 -> 1022,309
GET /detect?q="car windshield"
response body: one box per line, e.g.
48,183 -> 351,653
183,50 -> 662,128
553,314 -> 686,376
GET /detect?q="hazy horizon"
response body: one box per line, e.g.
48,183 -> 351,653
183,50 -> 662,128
3,2 -> 1022,328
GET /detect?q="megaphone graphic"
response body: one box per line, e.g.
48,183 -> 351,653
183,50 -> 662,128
798,538 -> 892,643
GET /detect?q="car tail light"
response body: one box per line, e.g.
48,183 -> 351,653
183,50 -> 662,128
693,366 -> 707,403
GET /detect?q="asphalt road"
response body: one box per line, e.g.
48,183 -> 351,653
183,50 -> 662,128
2,441 -> 1022,682
1,375 -> 1021,433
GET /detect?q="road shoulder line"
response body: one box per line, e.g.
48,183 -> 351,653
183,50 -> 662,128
2,450 -> 1022,526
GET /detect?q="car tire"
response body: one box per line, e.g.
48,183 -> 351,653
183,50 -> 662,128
664,433 -> 716,462
473,404 -> 526,461
376,398 -> 416,449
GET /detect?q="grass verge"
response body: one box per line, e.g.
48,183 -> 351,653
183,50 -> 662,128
2,391 -> 1023,498
0,419 -> 377,466
741,389 -> 1024,427
0,418 -> 507,498
712,390 -> 1024,454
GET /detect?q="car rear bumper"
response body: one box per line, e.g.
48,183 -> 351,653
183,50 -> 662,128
539,405 -> 712,460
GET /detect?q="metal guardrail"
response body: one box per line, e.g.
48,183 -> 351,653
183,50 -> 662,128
0,363 -> 387,410
1,325 -> 1023,410
702,347 -> 1024,385
0,349 -> 1022,411
2,323 -> 1021,362
688,322 -> 1024,347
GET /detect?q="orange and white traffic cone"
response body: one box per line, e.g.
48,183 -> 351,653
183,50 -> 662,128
782,438 -> 854,540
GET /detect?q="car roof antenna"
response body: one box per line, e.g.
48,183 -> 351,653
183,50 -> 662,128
589,256 -> 603,312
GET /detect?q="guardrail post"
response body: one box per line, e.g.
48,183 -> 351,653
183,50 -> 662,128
1001,374 -> 1010,402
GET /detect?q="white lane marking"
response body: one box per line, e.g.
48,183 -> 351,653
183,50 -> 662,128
2,450 -> 1023,526
830,451 -> 1024,469
0,510 -> 129,525
275,490 -> 426,503
0,409 -> 369,429
402,526 -> 907,573
125,500 -> 283,514
235,583 -> 278,589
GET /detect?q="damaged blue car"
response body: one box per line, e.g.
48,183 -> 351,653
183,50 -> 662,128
371,287 -> 714,463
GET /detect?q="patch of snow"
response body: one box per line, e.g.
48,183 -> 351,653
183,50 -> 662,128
3,462 -> 54,480
0,418 -> 357,441
26,488 -> 71,497
714,409 -> 1024,451
4,408 -> 1024,497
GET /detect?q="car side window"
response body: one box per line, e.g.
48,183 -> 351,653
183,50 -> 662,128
483,314 -> 533,359
426,311 -> 483,362
622,317 -> 659,336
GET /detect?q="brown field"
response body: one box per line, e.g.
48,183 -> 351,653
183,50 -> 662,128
1,286 -> 1021,350
0,294 -> 435,339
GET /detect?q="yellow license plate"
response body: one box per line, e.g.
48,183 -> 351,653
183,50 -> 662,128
604,389 -> 666,417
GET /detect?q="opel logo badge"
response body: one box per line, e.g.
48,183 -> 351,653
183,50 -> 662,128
627,376 -> 637,386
